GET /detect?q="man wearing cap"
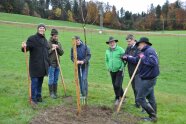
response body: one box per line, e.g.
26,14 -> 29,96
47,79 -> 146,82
124,34 -> 141,108
21,24 -> 49,105
122,37 -> 159,122
105,36 -> 126,106
48,29 -> 64,99
71,36 -> 91,101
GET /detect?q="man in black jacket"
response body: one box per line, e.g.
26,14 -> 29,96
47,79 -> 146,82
124,34 -> 141,108
21,24 -> 49,105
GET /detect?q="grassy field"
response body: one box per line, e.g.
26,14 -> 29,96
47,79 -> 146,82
0,12 -> 104,29
0,13 -> 186,124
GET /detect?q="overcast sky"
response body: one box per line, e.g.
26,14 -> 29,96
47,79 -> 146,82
89,0 -> 179,13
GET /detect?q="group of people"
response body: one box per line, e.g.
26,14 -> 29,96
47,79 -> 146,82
21,23 -> 159,122
106,35 -> 159,122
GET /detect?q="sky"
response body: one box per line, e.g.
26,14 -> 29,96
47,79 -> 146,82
90,0 -> 179,13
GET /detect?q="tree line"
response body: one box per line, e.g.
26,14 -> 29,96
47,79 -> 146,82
0,0 -> 186,30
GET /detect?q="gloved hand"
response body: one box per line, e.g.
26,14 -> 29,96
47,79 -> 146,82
139,53 -> 144,58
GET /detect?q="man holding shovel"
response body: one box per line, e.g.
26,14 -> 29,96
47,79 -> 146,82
71,36 -> 91,103
48,29 -> 64,99
21,24 -> 49,106
122,37 -> 159,122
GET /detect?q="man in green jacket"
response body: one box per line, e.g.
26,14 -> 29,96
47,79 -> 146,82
105,36 -> 125,106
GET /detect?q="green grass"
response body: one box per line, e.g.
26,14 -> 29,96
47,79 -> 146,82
0,14 -> 186,124
0,12 -> 103,29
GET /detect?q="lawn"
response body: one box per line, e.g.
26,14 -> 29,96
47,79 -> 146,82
0,12 -> 103,29
0,15 -> 186,124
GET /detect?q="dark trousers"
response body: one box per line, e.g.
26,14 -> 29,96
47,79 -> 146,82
110,71 -> 124,100
136,77 -> 157,116
78,65 -> 89,97
31,77 -> 44,102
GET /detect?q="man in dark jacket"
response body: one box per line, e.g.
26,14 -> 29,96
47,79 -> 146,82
48,29 -> 64,99
71,36 -> 91,101
124,34 -> 141,108
122,37 -> 159,122
21,24 -> 49,105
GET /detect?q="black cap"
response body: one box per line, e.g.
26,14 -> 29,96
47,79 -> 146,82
74,36 -> 80,40
37,23 -> 46,30
136,37 -> 152,46
106,36 -> 118,44
51,29 -> 58,36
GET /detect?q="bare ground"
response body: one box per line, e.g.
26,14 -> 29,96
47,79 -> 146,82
30,97 -> 139,124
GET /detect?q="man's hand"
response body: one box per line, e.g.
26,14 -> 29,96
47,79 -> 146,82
22,42 -> 26,48
77,60 -> 84,65
139,53 -> 144,58
52,44 -> 58,50
121,55 -> 128,61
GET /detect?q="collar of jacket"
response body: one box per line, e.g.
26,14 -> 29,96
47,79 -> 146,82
50,37 -> 58,44
141,45 -> 150,52
37,32 -> 45,38
109,45 -> 118,51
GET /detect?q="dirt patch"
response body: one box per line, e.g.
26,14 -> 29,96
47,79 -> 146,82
30,105 -> 139,124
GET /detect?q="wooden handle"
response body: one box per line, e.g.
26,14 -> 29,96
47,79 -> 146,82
23,46 -> 31,104
72,38 -> 81,115
117,58 -> 142,113
54,48 -> 67,96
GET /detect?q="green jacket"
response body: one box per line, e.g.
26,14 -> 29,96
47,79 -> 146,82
48,38 -> 64,67
105,45 -> 125,72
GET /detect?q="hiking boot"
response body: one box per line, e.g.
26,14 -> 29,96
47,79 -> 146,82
141,117 -> 157,122
53,84 -> 57,99
48,85 -> 55,98
36,97 -> 42,102
114,99 -> 119,106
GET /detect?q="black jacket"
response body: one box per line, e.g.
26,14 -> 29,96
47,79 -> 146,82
48,38 -> 64,67
22,33 -> 50,77
124,44 -> 140,77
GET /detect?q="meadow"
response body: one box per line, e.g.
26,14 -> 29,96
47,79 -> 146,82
0,13 -> 186,124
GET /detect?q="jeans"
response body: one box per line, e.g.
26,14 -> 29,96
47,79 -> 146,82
31,77 -> 44,102
78,65 -> 89,97
110,71 -> 124,100
136,77 -> 157,113
48,66 -> 60,85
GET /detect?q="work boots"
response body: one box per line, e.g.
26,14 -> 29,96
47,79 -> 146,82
142,104 -> 157,122
53,84 -> 57,99
48,85 -> 55,98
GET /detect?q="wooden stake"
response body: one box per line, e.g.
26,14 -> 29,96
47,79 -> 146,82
54,48 -> 67,96
117,58 -> 142,113
72,38 -> 81,114
23,46 -> 31,104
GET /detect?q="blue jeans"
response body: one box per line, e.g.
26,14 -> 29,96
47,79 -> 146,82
78,65 -> 89,97
136,77 -> 157,113
48,66 -> 60,85
31,77 -> 44,102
